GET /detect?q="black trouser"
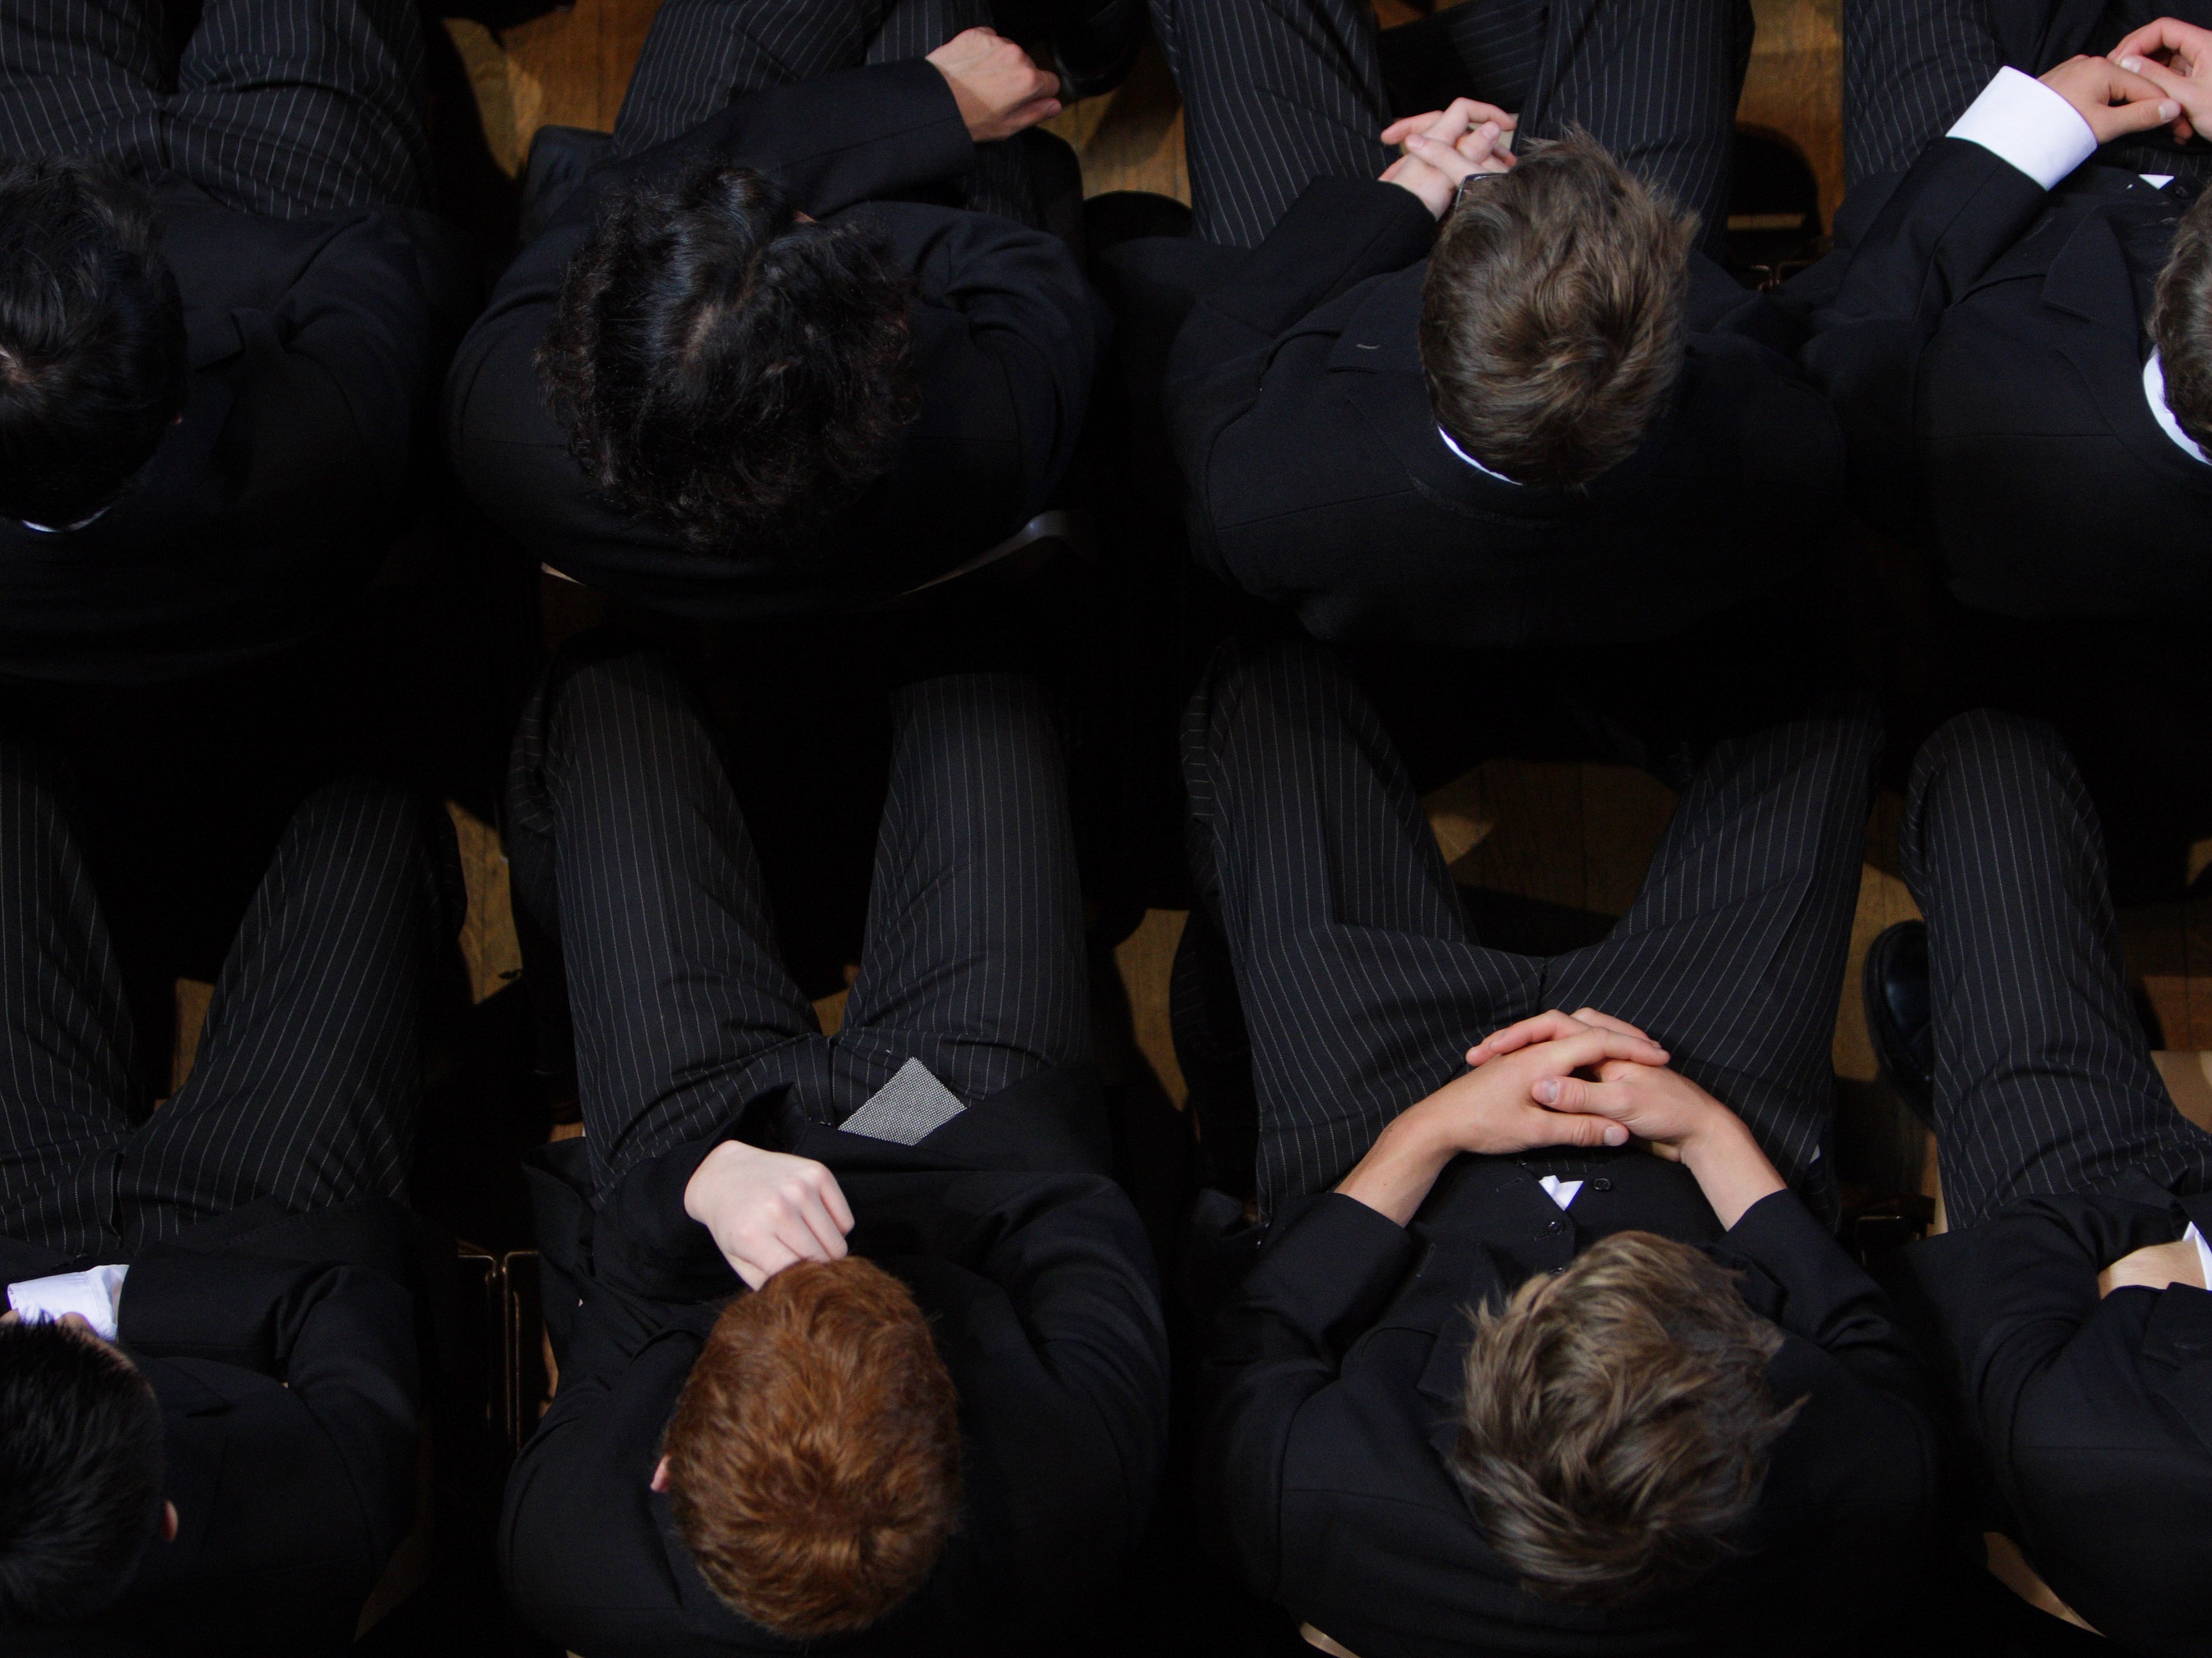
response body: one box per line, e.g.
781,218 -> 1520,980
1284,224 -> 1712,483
503,645 -> 1091,1199
1900,711 -> 2212,1229
0,748 -> 455,1261
1844,0 -> 2212,187
1148,0 -> 1751,253
1181,636 -> 1879,1217
0,0 -> 428,216
610,0 -> 1039,223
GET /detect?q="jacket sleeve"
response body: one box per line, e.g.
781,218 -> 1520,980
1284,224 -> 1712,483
1194,1193 -> 1421,1598
1718,1190 -> 1935,1414
120,1252 -> 421,1567
1789,138 -> 2053,532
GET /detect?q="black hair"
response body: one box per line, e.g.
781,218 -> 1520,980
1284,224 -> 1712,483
0,157 -> 188,528
539,161 -> 919,562
0,1319 -> 166,1629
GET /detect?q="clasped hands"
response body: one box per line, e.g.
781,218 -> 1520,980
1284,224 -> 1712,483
1380,99 -> 1519,220
2041,15 -> 2212,147
1336,1006 -> 1785,1229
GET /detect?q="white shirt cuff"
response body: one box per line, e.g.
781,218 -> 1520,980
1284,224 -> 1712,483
1947,67 -> 2099,189
2186,1222 -> 2212,1291
8,1265 -> 129,1341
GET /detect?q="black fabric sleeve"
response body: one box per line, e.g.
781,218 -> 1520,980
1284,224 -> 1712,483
119,1253 -> 421,1567
1193,1193 -> 1422,1598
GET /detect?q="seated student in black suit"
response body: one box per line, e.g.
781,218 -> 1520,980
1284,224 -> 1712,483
1132,0 -> 1842,656
0,0 -> 467,688
1178,638 -> 1943,1657
447,0 -> 1112,620
1865,712 -> 2212,1655
498,645 -> 1169,1654
0,750 -> 459,1654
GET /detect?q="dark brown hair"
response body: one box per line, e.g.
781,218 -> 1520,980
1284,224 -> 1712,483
1419,132 -> 1693,490
663,1256 -> 961,1639
539,161 -> 918,562
1447,1231 -> 1802,1608
2151,187 -> 2212,454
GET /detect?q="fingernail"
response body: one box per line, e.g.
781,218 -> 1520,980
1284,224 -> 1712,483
1605,1125 -> 1627,1146
1535,1080 -> 1559,1104
2164,100 -> 2182,118
2124,55 -> 2142,69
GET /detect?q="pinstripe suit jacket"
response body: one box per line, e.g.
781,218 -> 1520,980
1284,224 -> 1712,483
1158,178 -> 1843,651
1,1197 -> 423,1656
1895,1175 -> 2212,1657
503,1073 -> 1169,1656
1788,139 -> 2212,621
445,63 -> 1106,620
1196,1157 -> 1945,1656
0,189 -> 466,687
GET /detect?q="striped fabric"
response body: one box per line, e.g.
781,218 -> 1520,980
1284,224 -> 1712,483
1900,711 -> 2212,1229
1182,638 -> 1878,1217
1149,0 -> 1751,252
504,647 -> 1090,1199
610,0 -> 1038,224
0,0 -> 428,216
0,749 -> 456,1261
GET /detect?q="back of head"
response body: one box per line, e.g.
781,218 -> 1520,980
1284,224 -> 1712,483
540,161 -> 919,562
1448,1230 -> 1801,1609
2152,187 -> 2212,454
663,1256 -> 961,1639
0,1320 -> 166,1629
1419,133 -> 1693,490
0,157 -> 187,528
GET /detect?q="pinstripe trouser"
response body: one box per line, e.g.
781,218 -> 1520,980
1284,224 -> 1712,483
610,0 -> 1038,225
1150,0 -> 1753,252
1844,0 -> 2212,189
503,647 -> 1090,1199
0,0 -> 429,216
0,749 -> 458,1262
1182,638 -> 1879,1217
1900,711 -> 2212,1229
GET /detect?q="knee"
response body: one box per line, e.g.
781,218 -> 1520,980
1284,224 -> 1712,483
519,638 -> 696,796
287,779 -> 463,934
1911,709 -> 2078,801
1184,633 -> 1341,768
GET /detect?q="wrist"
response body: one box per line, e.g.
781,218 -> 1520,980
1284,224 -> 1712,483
682,1141 -> 739,1227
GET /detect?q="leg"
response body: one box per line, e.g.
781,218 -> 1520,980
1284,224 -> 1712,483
112,779 -> 455,1251
0,0 -> 166,175
832,675 -> 1091,1111
168,0 -> 429,215
1545,693 -> 1883,1196
0,744 -> 137,1261
1842,0 -> 2005,187
1511,0 -> 1754,256
1183,637 -> 1542,1213
505,645 -> 832,1197
1899,712 -> 2212,1229
1149,0 -> 1395,248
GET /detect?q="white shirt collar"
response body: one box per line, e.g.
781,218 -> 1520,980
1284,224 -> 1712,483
1436,424 -> 1522,486
2144,351 -> 2210,466
19,500 -> 115,535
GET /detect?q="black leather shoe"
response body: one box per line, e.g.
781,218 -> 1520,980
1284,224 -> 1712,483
1863,920 -> 1934,1127
1047,0 -> 1146,102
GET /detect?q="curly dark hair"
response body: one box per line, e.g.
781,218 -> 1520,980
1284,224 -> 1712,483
539,162 -> 920,560
0,157 -> 186,528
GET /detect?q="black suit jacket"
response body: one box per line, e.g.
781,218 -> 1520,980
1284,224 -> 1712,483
1787,139 -> 2212,619
1195,1149 -> 1943,1656
502,1068 -> 1170,1657
1892,1173 -> 2212,1657
1157,177 -> 1842,650
0,187 -> 468,686
0,1197 -> 422,1655
445,62 -> 1105,620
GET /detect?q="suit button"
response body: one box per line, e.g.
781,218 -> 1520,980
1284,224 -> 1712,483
1545,1219 -> 1564,1235
1592,1178 -> 1613,1192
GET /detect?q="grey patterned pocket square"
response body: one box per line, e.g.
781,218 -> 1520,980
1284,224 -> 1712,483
839,1058 -> 967,1146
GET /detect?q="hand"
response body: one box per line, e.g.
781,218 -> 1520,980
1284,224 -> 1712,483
2113,18 -> 2212,143
1533,1059 -> 1785,1228
1465,1007 -> 1666,1071
683,1141 -> 855,1290
1336,1026 -> 1657,1225
928,28 -> 1062,143
2098,1238 -> 2208,1297
2037,54 -> 2181,146
1379,100 -> 1515,219
1382,99 -> 1519,166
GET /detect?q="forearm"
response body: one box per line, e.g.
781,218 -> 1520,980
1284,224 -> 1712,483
1334,1107 -> 1455,1226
